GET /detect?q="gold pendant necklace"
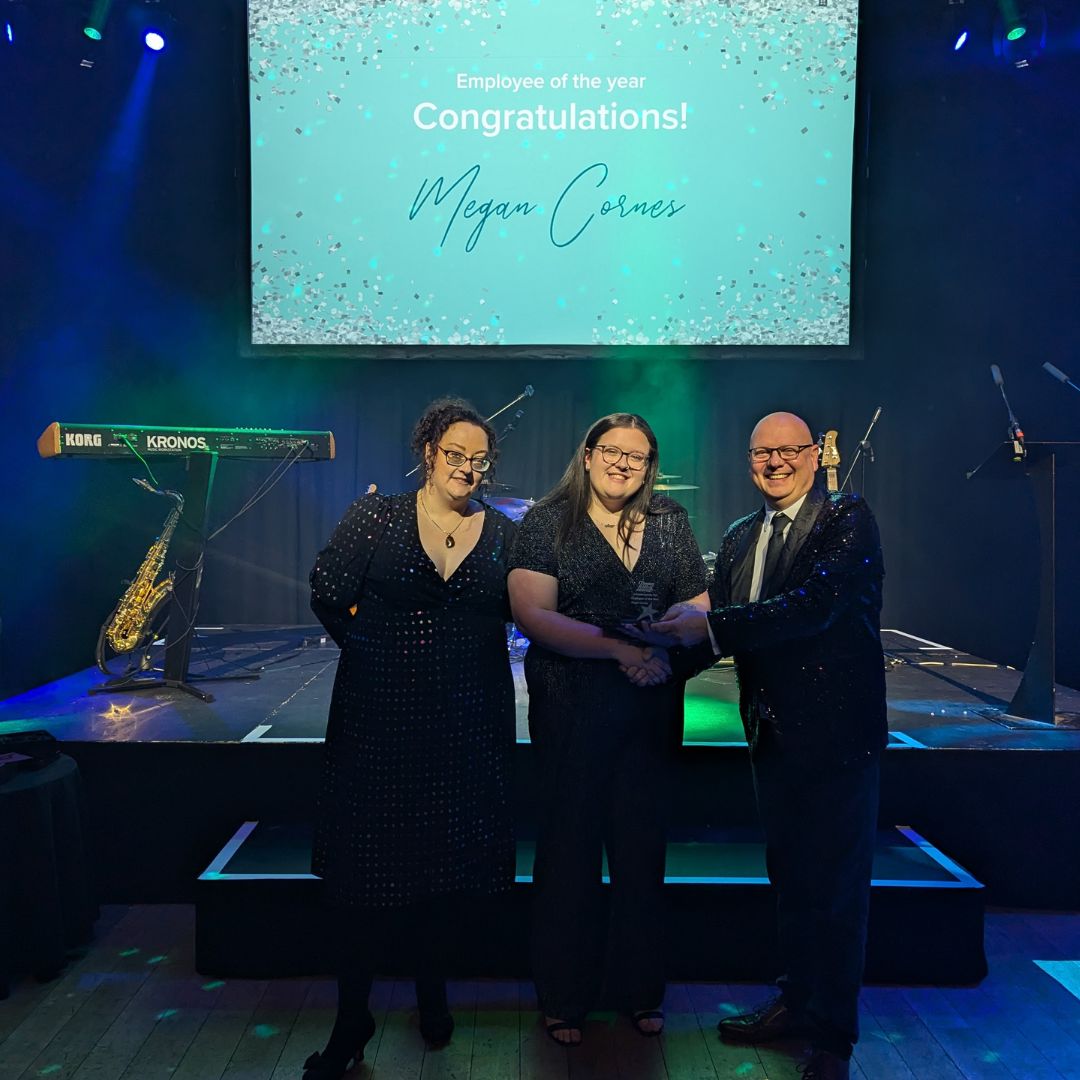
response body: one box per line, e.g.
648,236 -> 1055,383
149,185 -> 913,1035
420,489 -> 467,549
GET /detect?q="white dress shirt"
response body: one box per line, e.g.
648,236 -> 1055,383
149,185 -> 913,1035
707,492 -> 809,654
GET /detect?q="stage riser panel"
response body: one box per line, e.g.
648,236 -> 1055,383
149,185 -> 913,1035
63,741 -> 1080,909
194,886 -> 987,985
193,828 -> 987,985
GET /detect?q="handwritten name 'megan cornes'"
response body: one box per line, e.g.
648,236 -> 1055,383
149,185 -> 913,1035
408,162 -> 686,253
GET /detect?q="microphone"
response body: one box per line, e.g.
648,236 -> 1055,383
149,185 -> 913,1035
524,384 -> 534,397
1043,362 -> 1080,393
989,364 -> 1025,462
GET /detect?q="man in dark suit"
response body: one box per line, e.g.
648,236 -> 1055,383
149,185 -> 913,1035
650,411 -> 887,1080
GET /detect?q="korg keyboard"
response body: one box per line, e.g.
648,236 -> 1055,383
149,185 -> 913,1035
38,422 -> 335,461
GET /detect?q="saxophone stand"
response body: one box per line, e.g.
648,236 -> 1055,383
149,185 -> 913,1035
91,452 -> 259,703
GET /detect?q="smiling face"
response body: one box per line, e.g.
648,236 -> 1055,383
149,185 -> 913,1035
585,425 -> 652,509
748,412 -> 819,511
425,421 -> 490,502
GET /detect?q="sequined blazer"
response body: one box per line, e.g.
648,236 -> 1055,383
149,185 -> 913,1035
706,484 -> 888,769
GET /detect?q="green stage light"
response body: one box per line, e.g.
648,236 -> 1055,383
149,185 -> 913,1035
83,0 -> 114,44
994,4 -> 1047,66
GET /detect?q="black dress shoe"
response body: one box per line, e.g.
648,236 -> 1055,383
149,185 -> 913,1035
717,996 -> 814,1043
798,1048 -> 850,1080
416,977 -> 454,1047
419,1007 -> 455,1047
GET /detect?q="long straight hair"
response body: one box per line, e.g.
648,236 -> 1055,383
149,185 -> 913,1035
537,413 -> 661,557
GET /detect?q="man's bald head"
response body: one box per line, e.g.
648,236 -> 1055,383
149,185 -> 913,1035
750,412 -> 813,448
748,411 -> 819,511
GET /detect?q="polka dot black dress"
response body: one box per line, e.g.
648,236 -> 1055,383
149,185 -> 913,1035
310,491 -> 517,909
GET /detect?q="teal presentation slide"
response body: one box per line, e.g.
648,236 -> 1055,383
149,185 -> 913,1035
250,0 -> 859,347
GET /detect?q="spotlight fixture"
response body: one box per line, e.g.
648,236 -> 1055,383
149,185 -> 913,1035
128,1 -> 176,54
940,0 -> 974,57
3,0 -> 29,46
82,0 -> 115,41
994,4 -> 1048,66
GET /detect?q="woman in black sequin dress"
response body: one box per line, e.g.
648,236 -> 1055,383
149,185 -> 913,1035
304,399 -> 516,1079
508,413 -> 709,1046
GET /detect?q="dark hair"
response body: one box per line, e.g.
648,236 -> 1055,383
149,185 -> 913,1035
537,412 -> 661,556
410,397 -> 498,484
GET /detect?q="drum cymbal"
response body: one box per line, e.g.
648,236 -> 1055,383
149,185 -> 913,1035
656,473 -> 681,481
654,483 -> 699,492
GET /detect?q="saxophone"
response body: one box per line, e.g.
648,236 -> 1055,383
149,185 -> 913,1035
97,479 -> 184,672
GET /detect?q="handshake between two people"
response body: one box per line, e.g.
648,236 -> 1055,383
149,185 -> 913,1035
616,601 -> 712,688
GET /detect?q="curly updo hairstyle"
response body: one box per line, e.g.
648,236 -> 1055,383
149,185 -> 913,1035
410,397 -> 499,484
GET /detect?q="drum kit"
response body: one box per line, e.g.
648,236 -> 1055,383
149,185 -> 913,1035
654,472 -> 699,493
482,494 -> 535,522
484,472 -> 699,523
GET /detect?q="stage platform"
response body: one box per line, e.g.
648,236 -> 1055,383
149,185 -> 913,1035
1,627 -> 1078,909
3,627 -> 1080,749
194,822 -> 987,985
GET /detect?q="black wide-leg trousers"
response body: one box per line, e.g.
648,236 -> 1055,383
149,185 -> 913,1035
528,693 -> 670,1020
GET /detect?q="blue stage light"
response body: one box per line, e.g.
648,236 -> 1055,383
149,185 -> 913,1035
953,29 -> 969,50
5,21 -> 13,43
144,30 -> 164,51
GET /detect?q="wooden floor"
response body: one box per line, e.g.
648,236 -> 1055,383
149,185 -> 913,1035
2,907 -> 1079,1079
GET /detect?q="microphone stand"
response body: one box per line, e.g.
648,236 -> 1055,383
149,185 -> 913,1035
1043,362 -> 1080,395
495,409 -> 525,443
965,366 -> 1028,479
486,384 -> 534,424
992,366 -> 1026,463
405,385 -> 535,477
840,406 -> 882,493
476,410 -> 529,498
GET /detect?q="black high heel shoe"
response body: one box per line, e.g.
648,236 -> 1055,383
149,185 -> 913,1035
302,1010 -> 376,1079
416,977 -> 454,1047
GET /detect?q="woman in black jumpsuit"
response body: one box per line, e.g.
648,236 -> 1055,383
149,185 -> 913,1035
508,412 -> 708,1046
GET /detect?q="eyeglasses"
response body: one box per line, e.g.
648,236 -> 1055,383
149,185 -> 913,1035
436,446 -> 492,473
747,444 -> 815,463
591,444 -> 651,470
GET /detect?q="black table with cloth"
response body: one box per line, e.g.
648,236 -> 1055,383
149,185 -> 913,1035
0,753 -> 98,998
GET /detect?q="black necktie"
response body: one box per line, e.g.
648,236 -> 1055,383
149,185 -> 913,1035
759,512 -> 789,599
